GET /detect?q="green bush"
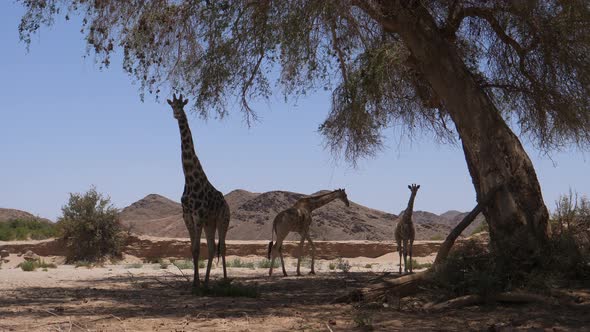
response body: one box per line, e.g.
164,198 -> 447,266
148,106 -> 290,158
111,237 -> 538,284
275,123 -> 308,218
57,187 -> 122,263
470,221 -> 489,235
336,258 -> 351,272
0,219 -> 57,241
173,259 -> 205,269
74,260 -> 94,268
18,259 -> 56,271
328,262 -> 336,270
257,258 -> 279,269
20,260 -> 37,271
227,258 -> 255,269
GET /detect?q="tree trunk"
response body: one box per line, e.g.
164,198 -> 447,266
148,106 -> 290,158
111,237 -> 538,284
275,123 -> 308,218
378,2 -> 550,263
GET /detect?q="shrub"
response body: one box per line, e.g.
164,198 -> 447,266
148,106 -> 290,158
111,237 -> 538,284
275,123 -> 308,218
173,260 -> 194,270
74,260 -> 94,268
328,262 -> 336,270
20,260 -> 37,271
57,187 -> 122,263
257,258 -> 279,269
410,259 -> 432,270
470,221 -> 489,235
335,258 -> 351,272
0,218 -> 57,241
173,259 -> 206,269
18,259 -> 56,271
227,258 -> 255,269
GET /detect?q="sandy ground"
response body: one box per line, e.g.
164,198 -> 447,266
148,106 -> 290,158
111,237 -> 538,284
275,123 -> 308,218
1,252 -> 589,332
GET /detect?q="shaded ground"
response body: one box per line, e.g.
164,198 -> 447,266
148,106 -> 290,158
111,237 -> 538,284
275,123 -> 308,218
1,260 -> 589,331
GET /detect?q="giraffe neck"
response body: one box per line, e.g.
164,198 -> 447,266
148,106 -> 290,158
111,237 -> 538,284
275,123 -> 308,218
404,192 -> 417,222
305,190 -> 342,211
176,111 -> 208,184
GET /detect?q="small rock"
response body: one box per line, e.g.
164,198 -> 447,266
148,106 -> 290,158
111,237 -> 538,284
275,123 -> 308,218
0,250 -> 9,258
23,250 -> 40,262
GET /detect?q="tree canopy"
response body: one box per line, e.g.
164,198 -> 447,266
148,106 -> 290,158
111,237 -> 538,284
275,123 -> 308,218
18,0 -> 590,162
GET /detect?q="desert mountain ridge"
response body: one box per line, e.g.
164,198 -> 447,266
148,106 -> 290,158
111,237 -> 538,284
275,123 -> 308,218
0,208 -> 53,224
119,190 -> 485,241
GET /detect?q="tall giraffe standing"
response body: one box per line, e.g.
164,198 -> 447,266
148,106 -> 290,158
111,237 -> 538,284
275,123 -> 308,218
167,94 -> 230,288
394,184 -> 420,274
268,189 -> 350,277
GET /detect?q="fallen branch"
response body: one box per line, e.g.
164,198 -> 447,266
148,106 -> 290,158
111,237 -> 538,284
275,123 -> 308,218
425,291 -> 556,311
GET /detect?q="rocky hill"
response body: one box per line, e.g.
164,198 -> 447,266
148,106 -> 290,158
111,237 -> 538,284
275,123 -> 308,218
119,190 -> 485,241
0,208 -> 52,224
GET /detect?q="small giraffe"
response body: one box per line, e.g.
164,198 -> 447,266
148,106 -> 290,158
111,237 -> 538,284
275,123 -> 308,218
394,184 -> 420,274
267,189 -> 350,277
167,93 -> 230,288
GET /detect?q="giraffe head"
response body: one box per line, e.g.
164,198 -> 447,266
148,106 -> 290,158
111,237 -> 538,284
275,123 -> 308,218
408,183 -> 421,195
336,188 -> 350,207
167,93 -> 189,119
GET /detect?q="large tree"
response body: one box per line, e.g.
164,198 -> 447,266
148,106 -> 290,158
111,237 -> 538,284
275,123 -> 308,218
18,1 -> 590,264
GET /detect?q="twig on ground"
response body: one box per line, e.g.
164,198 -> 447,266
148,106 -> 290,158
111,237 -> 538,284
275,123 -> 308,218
36,309 -> 88,331
325,322 -> 334,332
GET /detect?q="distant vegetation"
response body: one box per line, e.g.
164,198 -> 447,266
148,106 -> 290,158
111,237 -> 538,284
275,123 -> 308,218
470,220 -> 489,235
0,218 -> 57,241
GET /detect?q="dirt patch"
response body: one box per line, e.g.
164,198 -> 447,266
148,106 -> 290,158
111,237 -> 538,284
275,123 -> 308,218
1,255 -> 589,331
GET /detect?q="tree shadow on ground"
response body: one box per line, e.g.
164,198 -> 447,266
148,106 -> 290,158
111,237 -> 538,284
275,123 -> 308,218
0,271 -> 378,321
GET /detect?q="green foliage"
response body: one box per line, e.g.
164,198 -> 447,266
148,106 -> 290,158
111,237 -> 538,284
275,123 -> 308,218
470,221 -> 489,235
192,279 -> 259,298
227,258 -> 255,269
18,1 -> 590,161
353,312 -> 374,331
173,260 -> 194,270
0,218 -> 57,241
410,259 -> 432,270
18,259 -> 56,271
74,260 -> 94,268
335,258 -> 351,272
57,187 -> 122,263
328,262 -> 336,270
429,235 -> 444,241
257,258 -> 279,269
19,260 -> 36,271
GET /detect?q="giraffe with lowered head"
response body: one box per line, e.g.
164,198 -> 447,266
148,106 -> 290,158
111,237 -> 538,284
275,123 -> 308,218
394,184 -> 420,274
167,93 -> 230,288
267,189 -> 350,277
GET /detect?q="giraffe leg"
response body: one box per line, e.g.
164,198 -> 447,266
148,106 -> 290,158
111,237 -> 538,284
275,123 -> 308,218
409,238 -> 414,273
203,221 -> 216,287
192,222 -> 203,288
403,239 -> 409,274
397,241 -> 403,274
296,235 -> 305,276
269,235 -> 284,277
279,245 -> 288,277
305,234 -> 316,275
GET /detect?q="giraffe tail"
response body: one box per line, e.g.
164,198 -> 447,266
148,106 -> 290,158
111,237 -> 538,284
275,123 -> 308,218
267,221 -> 276,259
267,241 -> 274,260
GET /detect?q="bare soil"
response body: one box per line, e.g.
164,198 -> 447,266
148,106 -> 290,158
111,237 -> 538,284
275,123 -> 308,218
1,252 -> 589,332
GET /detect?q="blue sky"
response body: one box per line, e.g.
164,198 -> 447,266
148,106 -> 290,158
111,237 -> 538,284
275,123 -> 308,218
1,2 -> 588,221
